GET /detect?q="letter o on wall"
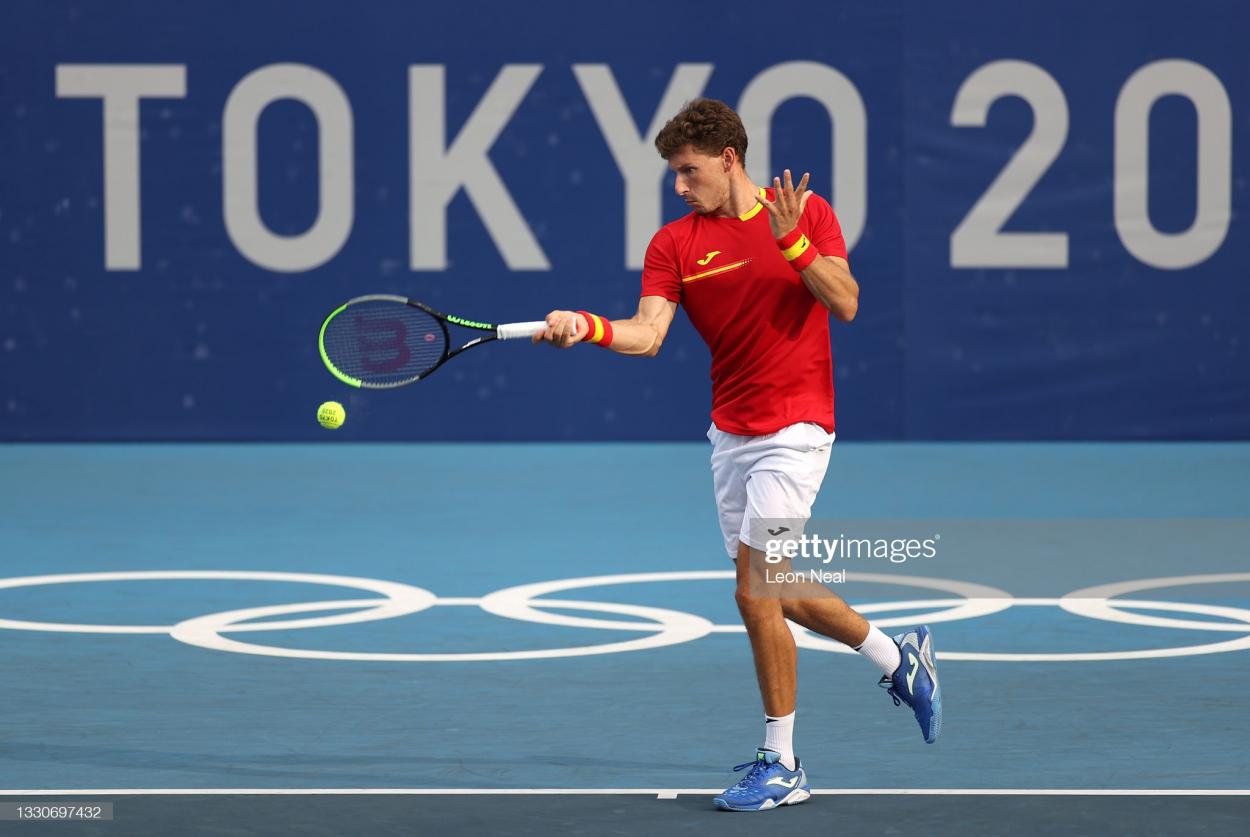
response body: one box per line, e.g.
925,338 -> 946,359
223,64 -> 354,272
738,61 -> 867,251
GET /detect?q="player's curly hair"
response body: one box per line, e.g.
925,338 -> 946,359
654,98 -> 748,165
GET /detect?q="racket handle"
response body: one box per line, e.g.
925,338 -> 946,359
497,321 -> 550,340
496,319 -> 580,341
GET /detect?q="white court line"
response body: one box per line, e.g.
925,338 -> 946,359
0,788 -> 1247,798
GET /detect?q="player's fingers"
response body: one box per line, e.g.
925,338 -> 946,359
543,311 -> 573,347
796,171 -> 810,195
783,169 -> 794,196
799,189 -> 813,214
539,313 -> 560,346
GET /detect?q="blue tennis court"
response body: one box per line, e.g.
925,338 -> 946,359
2,443 -> 1248,833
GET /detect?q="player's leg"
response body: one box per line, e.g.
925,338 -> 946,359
710,427 -> 801,722
714,429 -> 827,811
779,579 -> 870,646
712,542 -> 810,811
734,540 -> 796,723
728,426 -> 834,783
739,544 -> 908,695
775,575 -> 942,743
709,426 -> 809,811
709,424 -> 799,727
741,424 -> 942,744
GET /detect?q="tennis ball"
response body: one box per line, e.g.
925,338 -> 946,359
317,401 -> 346,430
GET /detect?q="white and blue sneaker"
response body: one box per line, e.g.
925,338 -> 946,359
712,749 -> 810,811
879,625 -> 942,743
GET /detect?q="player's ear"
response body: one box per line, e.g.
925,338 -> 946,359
721,147 -> 734,172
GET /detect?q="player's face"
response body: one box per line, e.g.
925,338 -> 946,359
669,146 -> 730,214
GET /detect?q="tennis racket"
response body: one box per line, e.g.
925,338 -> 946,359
318,294 -> 567,389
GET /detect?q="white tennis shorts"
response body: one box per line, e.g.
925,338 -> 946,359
708,421 -> 835,560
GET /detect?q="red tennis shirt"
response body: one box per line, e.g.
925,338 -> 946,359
640,187 -> 848,436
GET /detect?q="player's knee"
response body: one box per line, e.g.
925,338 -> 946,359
734,584 -> 770,619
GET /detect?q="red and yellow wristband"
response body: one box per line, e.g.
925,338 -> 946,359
576,310 -> 614,348
776,228 -> 819,272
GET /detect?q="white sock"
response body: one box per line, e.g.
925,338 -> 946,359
856,625 -> 902,677
763,711 -> 796,770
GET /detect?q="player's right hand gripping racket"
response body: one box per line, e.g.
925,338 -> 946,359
318,294 -> 563,389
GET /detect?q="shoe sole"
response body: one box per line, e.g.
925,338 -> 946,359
925,627 -> 942,743
713,787 -> 811,811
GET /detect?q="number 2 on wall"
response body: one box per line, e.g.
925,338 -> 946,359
950,59 -> 1231,271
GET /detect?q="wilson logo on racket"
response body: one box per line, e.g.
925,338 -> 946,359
355,316 -> 411,373
446,314 -> 494,330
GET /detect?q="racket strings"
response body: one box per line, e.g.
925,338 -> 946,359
322,301 -> 448,386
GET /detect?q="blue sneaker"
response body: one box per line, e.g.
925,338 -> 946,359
879,625 -> 942,743
712,750 -> 810,811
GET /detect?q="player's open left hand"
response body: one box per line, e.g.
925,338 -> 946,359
757,169 -> 812,240
533,310 -> 585,348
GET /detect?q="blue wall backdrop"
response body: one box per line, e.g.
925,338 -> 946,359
1,0 -> 1246,440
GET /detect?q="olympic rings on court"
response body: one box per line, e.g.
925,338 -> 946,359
0,569 -> 1248,663
0,571 -> 438,634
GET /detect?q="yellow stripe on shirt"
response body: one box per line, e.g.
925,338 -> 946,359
681,258 -> 752,284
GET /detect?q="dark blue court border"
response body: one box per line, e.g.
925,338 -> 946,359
5,792 -> 1248,836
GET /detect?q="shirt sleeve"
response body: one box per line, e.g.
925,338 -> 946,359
640,227 -> 682,303
804,193 -> 848,263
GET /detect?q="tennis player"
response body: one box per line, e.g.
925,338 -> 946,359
534,98 -> 940,811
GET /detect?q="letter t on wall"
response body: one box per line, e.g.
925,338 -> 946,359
55,65 -> 187,270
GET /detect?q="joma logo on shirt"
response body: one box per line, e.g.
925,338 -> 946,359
697,250 -> 722,266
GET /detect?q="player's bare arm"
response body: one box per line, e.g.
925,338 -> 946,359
532,295 -> 677,356
757,169 -> 860,322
